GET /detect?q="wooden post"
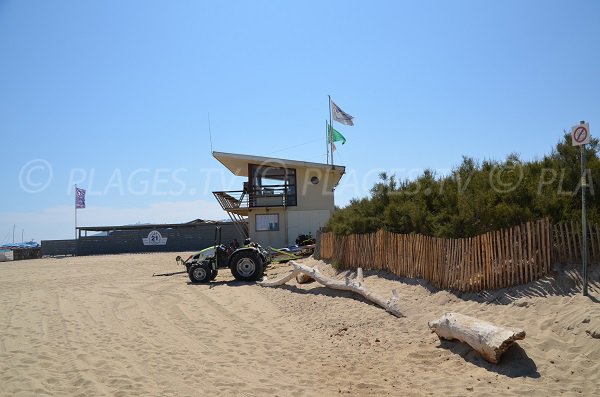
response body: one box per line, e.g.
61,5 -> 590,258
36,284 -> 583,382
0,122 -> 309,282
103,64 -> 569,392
481,234 -> 488,290
407,233 -> 412,277
416,234 -> 423,277
511,228 -> 516,287
524,223 -> 531,283
432,237 -> 437,286
490,232 -> 495,288
480,235 -> 486,290
572,221 -> 580,261
540,220 -> 547,276
448,238 -> 454,289
458,238 -> 464,291
517,225 -> 524,285
552,223 -> 560,265
543,219 -> 550,274
539,220 -> 545,274
596,224 -> 600,264
588,222 -> 597,263
397,234 -> 402,276
562,223 -> 569,263
594,224 -> 600,263
546,218 -> 552,274
422,235 -> 427,279
434,237 -> 440,286
469,237 -> 474,291
453,238 -> 460,290
424,236 -> 429,281
533,221 -> 542,280
496,230 -> 502,289
443,238 -> 450,289
563,223 -> 571,263
504,228 -> 510,288
393,232 -> 397,274
485,233 -> 492,290
472,237 -> 478,291
457,237 -> 463,290
434,237 -> 440,285
494,230 -> 500,289
462,238 -> 468,291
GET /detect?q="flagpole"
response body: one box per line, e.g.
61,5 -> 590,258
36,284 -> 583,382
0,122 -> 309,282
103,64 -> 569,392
74,185 -> 77,240
328,95 -> 334,165
325,120 -> 330,164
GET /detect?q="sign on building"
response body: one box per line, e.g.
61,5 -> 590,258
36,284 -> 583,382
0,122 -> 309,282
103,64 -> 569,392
142,230 -> 168,246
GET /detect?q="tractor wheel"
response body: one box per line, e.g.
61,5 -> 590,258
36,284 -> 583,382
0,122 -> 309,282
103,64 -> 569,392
188,262 -> 212,283
210,269 -> 218,281
230,251 -> 264,281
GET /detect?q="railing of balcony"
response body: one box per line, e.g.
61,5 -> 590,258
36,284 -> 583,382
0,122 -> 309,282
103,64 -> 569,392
213,184 -> 293,210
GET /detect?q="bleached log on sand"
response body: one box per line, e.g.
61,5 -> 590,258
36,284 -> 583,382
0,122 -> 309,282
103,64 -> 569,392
259,268 -> 299,287
428,312 -> 526,364
259,261 -> 403,318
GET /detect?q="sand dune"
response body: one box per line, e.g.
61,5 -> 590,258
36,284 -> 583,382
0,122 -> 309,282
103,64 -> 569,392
0,253 -> 598,396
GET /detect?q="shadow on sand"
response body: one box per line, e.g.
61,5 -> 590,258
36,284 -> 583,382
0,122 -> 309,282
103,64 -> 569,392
277,284 -> 364,300
185,280 -> 256,288
353,262 -> 600,306
436,339 -> 540,378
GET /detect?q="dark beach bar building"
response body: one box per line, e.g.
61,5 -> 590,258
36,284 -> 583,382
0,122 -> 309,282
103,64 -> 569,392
42,219 -> 244,256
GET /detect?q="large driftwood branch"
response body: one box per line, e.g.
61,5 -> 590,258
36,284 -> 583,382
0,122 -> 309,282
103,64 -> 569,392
259,261 -> 403,317
428,312 -> 526,364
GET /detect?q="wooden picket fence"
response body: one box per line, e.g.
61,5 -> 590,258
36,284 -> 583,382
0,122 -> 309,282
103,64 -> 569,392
553,221 -> 600,264
318,218 -> 553,292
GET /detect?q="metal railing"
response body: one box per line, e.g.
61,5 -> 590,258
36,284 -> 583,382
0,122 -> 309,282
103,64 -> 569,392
213,185 -> 293,210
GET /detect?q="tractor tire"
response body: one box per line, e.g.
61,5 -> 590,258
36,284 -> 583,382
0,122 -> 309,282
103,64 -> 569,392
230,251 -> 264,281
188,262 -> 212,283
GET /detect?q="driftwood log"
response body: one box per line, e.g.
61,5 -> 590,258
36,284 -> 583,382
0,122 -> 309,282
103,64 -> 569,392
259,261 -> 403,317
295,272 -> 314,284
428,312 -> 526,364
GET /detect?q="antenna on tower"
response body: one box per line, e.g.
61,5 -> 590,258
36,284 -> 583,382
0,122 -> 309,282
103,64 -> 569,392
208,112 -> 213,154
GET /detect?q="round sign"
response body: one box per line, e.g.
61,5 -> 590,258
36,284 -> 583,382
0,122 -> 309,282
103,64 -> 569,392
573,125 -> 589,144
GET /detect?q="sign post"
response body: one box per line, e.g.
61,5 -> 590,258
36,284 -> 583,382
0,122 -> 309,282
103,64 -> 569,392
571,121 -> 590,296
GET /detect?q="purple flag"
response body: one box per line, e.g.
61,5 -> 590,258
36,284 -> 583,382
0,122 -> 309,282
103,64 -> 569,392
75,187 -> 86,209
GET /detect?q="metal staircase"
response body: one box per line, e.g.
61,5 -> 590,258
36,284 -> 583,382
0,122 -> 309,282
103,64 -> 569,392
213,191 -> 249,239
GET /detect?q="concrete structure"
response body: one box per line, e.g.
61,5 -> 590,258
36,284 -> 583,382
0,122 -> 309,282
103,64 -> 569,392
0,248 -> 40,261
0,249 -> 13,262
213,151 -> 345,249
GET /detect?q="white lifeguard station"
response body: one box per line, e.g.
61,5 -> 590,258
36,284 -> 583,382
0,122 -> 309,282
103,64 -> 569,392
212,151 -> 345,248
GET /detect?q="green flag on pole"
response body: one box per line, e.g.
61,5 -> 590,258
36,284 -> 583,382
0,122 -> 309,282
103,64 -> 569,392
329,124 -> 347,144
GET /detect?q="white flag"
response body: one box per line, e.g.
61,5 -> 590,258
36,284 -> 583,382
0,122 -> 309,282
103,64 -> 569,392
331,100 -> 354,126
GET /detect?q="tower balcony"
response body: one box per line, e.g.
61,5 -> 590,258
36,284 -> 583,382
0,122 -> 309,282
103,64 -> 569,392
213,185 -> 294,216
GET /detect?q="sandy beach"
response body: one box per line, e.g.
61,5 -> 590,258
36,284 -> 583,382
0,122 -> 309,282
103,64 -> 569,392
0,253 -> 598,396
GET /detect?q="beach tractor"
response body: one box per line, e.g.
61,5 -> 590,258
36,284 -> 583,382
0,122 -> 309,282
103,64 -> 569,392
176,227 -> 270,283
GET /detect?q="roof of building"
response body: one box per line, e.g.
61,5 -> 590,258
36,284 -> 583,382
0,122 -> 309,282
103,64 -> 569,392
1,241 -> 40,250
76,219 -> 236,232
212,151 -> 346,184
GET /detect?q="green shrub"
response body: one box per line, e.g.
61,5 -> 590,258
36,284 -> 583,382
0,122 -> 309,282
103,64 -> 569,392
327,134 -> 600,238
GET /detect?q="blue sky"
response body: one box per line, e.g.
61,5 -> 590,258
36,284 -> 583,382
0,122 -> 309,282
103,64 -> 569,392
1,0 -> 599,242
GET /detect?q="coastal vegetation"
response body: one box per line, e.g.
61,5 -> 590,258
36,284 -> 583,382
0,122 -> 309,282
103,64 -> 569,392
327,134 -> 600,238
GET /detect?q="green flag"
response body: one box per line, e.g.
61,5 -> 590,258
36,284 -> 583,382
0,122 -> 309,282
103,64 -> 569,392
329,125 -> 347,144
